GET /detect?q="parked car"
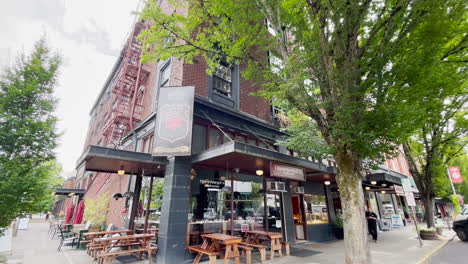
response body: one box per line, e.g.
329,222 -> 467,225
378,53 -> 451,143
453,207 -> 468,241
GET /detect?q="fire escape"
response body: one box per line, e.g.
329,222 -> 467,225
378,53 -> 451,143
102,21 -> 150,146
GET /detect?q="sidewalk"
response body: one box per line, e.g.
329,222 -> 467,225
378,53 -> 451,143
4,216 -> 453,264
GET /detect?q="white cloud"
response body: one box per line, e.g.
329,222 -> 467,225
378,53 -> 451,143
0,0 -> 141,175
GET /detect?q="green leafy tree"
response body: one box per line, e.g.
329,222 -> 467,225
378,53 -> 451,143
139,0 -> 465,262
0,39 -> 61,232
404,96 -> 467,228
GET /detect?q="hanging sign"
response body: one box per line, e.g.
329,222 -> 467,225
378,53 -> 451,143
449,166 -> 463,183
270,162 -> 305,181
405,192 -> 416,207
153,86 -> 195,156
394,185 -> 405,196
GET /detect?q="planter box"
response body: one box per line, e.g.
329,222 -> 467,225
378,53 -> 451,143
334,227 -> 344,240
419,230 -> 438,240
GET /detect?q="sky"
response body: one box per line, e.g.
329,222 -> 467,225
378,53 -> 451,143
0,0 -> 142,177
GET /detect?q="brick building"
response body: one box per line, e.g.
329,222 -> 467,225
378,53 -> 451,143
68,1 -> 419,262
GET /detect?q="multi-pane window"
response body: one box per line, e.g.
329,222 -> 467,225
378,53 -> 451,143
160,64 -> 170,87
213,63 -> 232,97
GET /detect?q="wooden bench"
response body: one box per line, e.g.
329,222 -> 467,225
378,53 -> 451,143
239,242 -> 267,263
97,247 -> 157,264
187,246 -> 219,264
238,245 -> 253,264
88,242 -> 141,259
281,241 -> 290,256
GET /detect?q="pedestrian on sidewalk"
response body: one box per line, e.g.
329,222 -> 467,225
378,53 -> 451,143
45,212 -> 49,222
366,207 -> 378,243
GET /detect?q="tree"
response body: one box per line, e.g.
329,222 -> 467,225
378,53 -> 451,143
404,97 -> 467,227
0,39 -> 61,232
139,1 -> 465,262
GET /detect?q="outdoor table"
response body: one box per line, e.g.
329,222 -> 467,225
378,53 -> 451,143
84,230 -> 134,256
83,229 -> 134,240
244,231 -> 283,259
93,233 -> 154,254
194,233 -> 242,264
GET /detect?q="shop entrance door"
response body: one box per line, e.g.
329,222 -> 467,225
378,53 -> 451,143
291,194 -> 306,240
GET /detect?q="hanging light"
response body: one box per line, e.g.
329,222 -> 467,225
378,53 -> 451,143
68,193 -> 75,196
256,170 -> 264,176
117,166 -> 125,175
123,191 -> 134,198
371,181 -> 377,185
113,193 -> 123,200
324,181 -> 331,185
381,190 -> 386,194
365,186 -> 371,190
381,183 -> 387,187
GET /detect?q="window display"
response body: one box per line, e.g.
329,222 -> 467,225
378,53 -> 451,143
304,194 -> 329,224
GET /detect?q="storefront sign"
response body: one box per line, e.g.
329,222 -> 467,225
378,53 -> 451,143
394,185 -> 405,196
405,192 -> 416,207
153,86 -> 195,156
270,162 -> 305,181
449,166 -> 463,183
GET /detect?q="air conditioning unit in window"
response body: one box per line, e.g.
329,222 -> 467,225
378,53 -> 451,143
267,181 -> 286,192
293,186 -> 304,194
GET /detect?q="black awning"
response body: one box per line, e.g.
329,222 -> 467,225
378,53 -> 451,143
55,188 -> 85,196
191,141 -> 330,177
76,145 -> 167,176
365,173 -> 403,185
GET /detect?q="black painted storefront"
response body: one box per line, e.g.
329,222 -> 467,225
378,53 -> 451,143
76,100 -> 338,263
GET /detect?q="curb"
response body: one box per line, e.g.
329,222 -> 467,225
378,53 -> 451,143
415,239 -> 450,264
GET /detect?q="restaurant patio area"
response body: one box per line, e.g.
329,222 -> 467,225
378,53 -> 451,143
3,214 -> 454,264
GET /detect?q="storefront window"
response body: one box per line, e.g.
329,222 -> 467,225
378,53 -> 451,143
304,194 -> 329,224
192,124 -> 207,154
208,128 -> 222,149
380,193 -> 396,217
187,169 -> 267,245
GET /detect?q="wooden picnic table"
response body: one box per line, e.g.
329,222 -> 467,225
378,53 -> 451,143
93,234 -> 156,264
244,231 -> 283,260
193,233 -> 242,264
83,229 -> 133,239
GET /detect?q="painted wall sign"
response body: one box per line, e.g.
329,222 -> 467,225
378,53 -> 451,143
153,86 -> 195,156
270,162 -> 305,181
449,166 -> 463,183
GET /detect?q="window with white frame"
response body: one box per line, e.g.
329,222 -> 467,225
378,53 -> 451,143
213,62 -> 232,97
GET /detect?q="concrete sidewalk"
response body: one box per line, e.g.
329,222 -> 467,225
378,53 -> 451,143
3,215 -> 452,264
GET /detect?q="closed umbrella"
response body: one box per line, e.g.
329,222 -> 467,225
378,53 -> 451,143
65,204 -> 74,224
73,200 -> 85,225
137,200 -> 144,218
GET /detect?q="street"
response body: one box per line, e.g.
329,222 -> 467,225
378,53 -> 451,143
429,235 -> 468,264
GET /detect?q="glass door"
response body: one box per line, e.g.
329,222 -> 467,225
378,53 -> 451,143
291,194 -> 306,240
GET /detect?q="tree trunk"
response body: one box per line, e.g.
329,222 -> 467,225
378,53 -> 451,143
336,151 -> 371,264
423,195 -> 435,228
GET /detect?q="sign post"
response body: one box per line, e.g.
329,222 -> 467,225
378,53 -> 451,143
402,178 -> 423,247
152,86 -> 195,157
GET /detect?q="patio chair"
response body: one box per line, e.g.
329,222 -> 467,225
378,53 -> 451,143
57,225 -> 79,251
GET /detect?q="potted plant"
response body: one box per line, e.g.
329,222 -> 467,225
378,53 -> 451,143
83,191 -> 110,232
418,227 -> 438,240
333,213 -> 344,240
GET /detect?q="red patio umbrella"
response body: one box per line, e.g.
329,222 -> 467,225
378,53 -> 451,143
64,204 -> 74,224
73,200 -> 85,225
